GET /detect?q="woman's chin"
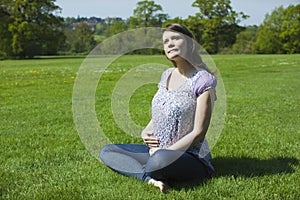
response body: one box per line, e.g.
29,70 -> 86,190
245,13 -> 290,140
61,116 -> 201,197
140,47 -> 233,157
168,55 -> 186,62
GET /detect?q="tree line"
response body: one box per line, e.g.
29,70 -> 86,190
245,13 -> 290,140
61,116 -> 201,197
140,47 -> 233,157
0,0 -> 299,58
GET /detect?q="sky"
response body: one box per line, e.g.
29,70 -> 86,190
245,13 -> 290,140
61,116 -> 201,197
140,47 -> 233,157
55,0 -> 300,26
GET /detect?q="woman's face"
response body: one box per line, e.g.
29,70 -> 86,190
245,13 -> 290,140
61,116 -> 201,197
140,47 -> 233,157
162,31 -> 188,61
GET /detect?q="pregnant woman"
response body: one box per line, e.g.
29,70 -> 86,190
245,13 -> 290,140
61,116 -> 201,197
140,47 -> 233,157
100,23 -> 217,193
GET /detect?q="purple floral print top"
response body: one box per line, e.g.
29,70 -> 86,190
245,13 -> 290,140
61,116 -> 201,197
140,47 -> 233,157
151,67 -> 217,169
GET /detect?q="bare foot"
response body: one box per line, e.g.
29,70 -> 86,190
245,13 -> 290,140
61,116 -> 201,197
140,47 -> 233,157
148,178 -> 170,193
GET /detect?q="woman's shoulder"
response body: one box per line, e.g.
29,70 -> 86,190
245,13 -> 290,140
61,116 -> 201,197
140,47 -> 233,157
160,67 -> 173,81
163,67 -> 174,75
193,69 -> 217,96
195,69 -> 216,79
194,69 -> 216,84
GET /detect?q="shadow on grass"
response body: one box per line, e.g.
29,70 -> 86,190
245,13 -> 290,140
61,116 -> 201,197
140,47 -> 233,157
170,156 -> 299,191
212,156 -> 298,177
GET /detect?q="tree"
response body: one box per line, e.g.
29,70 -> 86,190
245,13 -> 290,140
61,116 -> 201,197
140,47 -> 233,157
103,18 -> 128,37
231,26 -> 258,54
72,21 -> 96,53
254,6 -> 285,54
95,22 -> 106,35
129,0 -> 169,28
61,19 -> 97,54
0,4 -> 12,57
106,21 -> 128,36
0,0 -> 65,58
280,4 -> 300,53
187,0 -> 248,53
254,4 -> 300,54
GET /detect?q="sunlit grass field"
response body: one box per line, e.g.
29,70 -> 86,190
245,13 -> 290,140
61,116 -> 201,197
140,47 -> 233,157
1,54 -> 299,199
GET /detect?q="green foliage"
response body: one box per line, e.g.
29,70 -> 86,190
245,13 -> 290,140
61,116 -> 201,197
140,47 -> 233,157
255,6 -> 285,54
231,26 -> 258,54
61,21 -> 96,54
73,21 -> 96,53
93,28 -> 163,55
255,4 -> 300,54
0,55 -> 299,198
0,0 -> 65,58
1,0 -> 298,57
163,17 -> 187,27
0,5 -> 12,58
187,0 -> 248,53
104,19 -> 128,37
280,4 -> 300,53
129,0 -> 169,28
95,21 -> 107,35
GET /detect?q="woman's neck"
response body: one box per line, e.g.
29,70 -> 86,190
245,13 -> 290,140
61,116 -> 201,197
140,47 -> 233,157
175,59 -> 196,78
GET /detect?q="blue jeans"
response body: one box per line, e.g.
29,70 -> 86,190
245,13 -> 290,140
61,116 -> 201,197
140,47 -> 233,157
99,144 -> 213,182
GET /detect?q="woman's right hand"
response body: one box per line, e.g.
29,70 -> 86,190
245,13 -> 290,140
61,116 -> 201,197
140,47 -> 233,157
142,131 -> 159,148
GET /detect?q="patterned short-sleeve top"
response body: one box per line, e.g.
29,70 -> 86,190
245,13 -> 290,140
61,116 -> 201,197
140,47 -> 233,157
151,67 -> 217,169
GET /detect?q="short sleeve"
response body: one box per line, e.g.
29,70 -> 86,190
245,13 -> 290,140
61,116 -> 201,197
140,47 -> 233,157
193,71 -> 217,97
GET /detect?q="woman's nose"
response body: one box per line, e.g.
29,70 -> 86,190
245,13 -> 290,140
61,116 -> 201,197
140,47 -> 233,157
167,40 -> 174,48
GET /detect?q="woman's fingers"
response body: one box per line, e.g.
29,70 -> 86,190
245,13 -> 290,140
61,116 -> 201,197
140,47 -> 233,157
143,137 -> 158,142
148,143 -> 159,148
143,137 -> 159,147
143,138 -> 159,144
145,141 -> 159,147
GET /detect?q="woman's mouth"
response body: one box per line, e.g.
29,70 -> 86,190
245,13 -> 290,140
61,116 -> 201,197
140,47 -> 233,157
168,49 -> 178,54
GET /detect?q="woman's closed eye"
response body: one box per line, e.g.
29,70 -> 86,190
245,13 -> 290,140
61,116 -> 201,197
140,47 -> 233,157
163,36 -> 182,44
172,36 -> 182,40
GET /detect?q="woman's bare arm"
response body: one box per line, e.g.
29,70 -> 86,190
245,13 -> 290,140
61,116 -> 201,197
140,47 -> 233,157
167,89 -> 213,151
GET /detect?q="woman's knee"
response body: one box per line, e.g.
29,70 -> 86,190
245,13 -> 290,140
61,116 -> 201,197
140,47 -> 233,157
99,144 -> 116,161
146,149 -> 182,172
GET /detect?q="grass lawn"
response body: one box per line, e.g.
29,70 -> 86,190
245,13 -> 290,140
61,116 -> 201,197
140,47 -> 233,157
0,54 -> 299,199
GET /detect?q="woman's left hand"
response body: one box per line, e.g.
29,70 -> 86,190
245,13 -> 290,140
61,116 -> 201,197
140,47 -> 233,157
142,132 -> 160,148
